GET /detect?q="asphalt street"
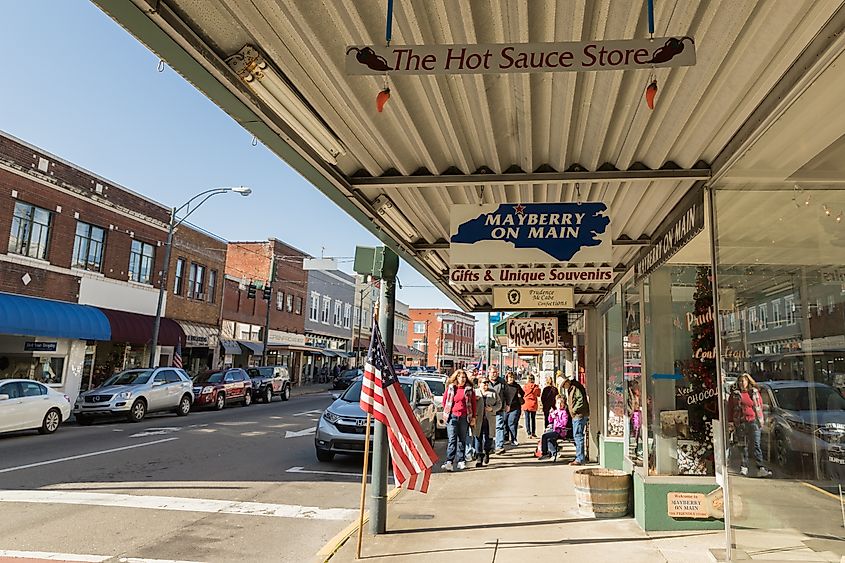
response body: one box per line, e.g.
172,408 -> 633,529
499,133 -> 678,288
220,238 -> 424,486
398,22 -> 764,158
0,390 -> 383,563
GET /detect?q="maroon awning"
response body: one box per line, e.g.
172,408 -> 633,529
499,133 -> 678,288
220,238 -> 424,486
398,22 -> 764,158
98,308 -> 184,346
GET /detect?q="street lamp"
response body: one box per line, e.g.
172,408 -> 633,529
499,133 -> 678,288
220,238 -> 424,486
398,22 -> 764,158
148,186 -> 252,367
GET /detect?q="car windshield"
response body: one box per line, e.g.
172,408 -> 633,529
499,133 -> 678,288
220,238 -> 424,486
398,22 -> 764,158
772,385 -> 845,411
103,370 -> 153,386
340,380 -> 412,402
195,372 -> 225,384
424,380 -> 445,396
246,369 -> 265,378
340,369 -> 360,379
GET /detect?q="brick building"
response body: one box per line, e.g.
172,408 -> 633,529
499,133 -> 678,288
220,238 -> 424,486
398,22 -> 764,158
222,239 -> 308,381
0,131 -> 227,401
408,309 -> 477,372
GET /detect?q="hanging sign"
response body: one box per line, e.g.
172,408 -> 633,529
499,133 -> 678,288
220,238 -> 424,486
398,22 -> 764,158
346,37 -> 695,75
633,189 -> 705,283
450,203 -> 611,265
24,342 -> 57,352
450,266 -> 613,286
507,317 -> 558,349
493,287 -> 575,310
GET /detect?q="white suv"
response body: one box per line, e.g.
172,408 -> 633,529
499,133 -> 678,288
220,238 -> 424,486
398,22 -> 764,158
74,367 -> 194,424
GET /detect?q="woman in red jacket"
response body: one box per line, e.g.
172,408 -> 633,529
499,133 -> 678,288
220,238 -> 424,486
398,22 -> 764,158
522,374 -> 542,439
441,370 -> 477,472
727,373 -> 772,478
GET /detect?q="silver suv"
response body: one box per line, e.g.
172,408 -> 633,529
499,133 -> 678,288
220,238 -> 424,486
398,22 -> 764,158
74,367 -> 194,424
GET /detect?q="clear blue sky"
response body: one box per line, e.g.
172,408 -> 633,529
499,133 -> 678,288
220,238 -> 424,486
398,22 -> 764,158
0,1 -> 489,342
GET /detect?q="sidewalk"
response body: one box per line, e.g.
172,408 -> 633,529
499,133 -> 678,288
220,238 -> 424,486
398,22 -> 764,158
291,381 -> 333,398
328,426 -> 722,563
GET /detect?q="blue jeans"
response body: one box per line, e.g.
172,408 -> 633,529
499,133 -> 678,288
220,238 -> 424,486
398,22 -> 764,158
572,416 -> 588,463
541,429 -> 562,455
465,423 -> 476,459
504,408 -> 521,442
524,410 -> 537,436
446,414 -> 469,464
740,421 -> 764,468
475,418 -> 493,455
495,412 -> 506,449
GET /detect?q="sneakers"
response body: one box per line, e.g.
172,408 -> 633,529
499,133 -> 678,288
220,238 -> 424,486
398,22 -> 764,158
757,467 -> 773,478
475,460 -> 484,468
484,453 -> 490,465
568,460 -> 583,466
456,461 -> 466,471
442,461 -> 453,472
511,440 -> 519,446
537,454 -> 550,461
740,466 -> 748,476
551,452 -> 559,463
494,448 -> 506,455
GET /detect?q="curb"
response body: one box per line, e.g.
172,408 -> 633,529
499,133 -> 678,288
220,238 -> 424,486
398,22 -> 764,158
316,487 -> 404,562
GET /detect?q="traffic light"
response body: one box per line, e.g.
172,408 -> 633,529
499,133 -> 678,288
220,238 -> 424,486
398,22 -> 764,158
263,286 -> 272,300
247,283 -> 256,299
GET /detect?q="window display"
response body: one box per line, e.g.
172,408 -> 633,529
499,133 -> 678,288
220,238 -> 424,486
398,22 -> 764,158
624,279 -> 643,465
0,355 -> 65,384
605,295 -> 624,438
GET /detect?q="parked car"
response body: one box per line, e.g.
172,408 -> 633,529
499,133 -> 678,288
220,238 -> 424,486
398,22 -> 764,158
332,368 -> 362,390
247,366 -> 291,403
315,376 -> 437,462
75,368 -> 194,424
416,374 -> 447,437
759,380 -> 845,479
0,379 -> 72,435
192,368 -> 253,410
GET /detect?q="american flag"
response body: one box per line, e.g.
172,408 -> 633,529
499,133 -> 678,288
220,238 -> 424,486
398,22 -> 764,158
172,343 -> 183,369
360,323 -> 437,493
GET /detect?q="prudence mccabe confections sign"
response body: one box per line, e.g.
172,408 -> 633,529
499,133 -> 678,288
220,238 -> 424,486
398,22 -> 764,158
346,38 -> 695,75
493,287 -> 575,310
507,317 -> 559,349
450,203 -> 611,265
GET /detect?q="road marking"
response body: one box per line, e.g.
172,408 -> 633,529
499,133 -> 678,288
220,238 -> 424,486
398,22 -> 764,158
191,428 -> 217,433
240,431 -> 267,437
293,409 -> 323,416
287,466 -> 395,483
129,427 -> 181,438
0,550 -> 205,563
0,490 -> 357,521
215,421 -> 256,426
284,427 -> 316,439
0,438 -> 178,474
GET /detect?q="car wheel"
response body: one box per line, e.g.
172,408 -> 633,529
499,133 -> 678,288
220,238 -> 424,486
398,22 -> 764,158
215,392 -> 226,410
127,399 -> 147,423
76,414 -> 93,426
243,392 -> 252,407
264,386 -> 273,404
39,408 -> 62,434
775,431 -> 792,470
176,394 -> 191,416
282,384 -> 291,401
316,448 -> 335,462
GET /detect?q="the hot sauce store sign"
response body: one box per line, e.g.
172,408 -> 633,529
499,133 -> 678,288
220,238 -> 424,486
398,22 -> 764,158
507,318 -> 558,349
346,38 -> 695,75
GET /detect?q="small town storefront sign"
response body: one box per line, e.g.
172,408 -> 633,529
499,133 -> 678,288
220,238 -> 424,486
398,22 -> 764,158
507,317 -> 558,349
450,203 -> 612,265
346,37 -> 695,75
493,286 -> 575,310
450,266 -> 613,286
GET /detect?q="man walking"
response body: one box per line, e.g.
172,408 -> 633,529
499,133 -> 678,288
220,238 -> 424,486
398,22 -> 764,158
486,367 -> 507,454
562,377 -> 590,465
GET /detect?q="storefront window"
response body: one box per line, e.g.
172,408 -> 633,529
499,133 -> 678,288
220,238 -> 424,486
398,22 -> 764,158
605,294 -> 624,438
0,355 -> 65,384
714,186 -> 845,554
624,279 -> 643,465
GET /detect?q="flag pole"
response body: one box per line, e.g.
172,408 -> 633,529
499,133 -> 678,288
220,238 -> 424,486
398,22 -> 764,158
356,412 -> 372,559
356,304 -> 379,559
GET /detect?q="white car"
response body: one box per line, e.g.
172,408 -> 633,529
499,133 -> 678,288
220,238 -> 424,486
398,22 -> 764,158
417,374 -> 447,437
0,379 -> 72,435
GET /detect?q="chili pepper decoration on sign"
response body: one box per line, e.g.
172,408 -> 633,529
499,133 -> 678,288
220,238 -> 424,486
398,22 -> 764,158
346,47 -> 392,72
645,80 -> 658,110
648,37 -> 694,64
376,88 -> 391,112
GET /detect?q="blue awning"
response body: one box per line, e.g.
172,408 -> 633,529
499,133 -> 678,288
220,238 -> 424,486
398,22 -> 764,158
238,340 -> 265,355
0,292 -> 110,341
219,339 -> 241,355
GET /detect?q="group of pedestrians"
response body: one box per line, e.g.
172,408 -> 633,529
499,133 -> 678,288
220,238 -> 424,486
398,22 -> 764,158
440,366 -> 590,471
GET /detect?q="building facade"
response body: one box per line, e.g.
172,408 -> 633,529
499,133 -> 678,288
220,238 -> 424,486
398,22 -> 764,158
304,268 -> 354,380
352,274 -> 379,365
0,132 -> 225,402
408,308 -> 476,371
223,239 -> 308,381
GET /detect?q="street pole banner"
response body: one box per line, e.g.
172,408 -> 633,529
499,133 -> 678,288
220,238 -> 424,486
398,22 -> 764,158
450,203 -> 611,265
493,287 -> 575,310
450,266 -> 613,286
346,37 -> 695,75
507,317 -> 559,349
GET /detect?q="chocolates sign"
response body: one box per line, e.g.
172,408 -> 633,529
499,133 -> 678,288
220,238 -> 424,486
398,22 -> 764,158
346,38 -> 695,75
507,317 -> 558,349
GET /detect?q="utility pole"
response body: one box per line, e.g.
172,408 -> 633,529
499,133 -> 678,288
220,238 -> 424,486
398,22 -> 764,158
423,319 -> 429,367
261,252 -> 275,367
355,286 -> 365,367
486,312 -> 492,373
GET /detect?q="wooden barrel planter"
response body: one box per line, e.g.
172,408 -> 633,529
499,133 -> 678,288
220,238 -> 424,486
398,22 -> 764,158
573,468 -> 631,518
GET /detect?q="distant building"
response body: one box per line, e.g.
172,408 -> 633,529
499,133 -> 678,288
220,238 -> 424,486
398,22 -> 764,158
304,268 -> 355,380
409,308 -> 477,371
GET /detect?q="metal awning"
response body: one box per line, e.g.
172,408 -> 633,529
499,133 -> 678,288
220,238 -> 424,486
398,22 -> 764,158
237,340 -> 265,356
0,291 -> 110,341
93,2 -> 845,311
177,321 -> 219,348
220,339 -> 242,355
